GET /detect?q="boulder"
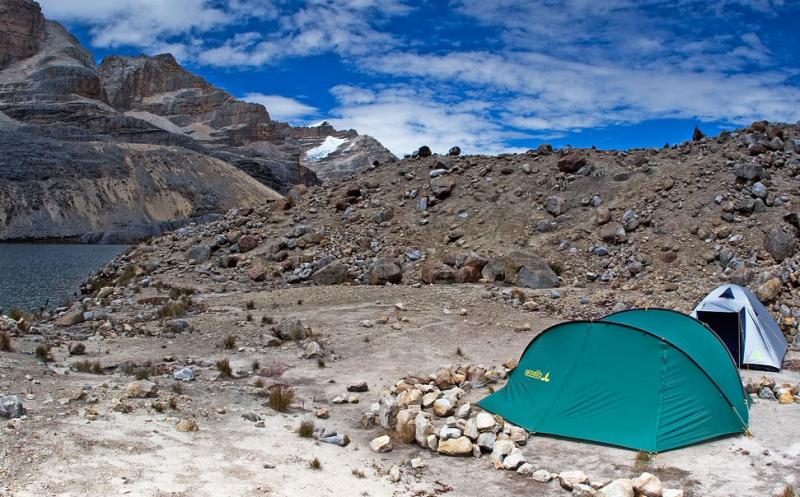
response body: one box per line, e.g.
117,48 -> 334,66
733,163 -> 764,180
238,235 -> 259,253
55,310 -> 85,327
275,317 -> 307,340
599,222 -> 626,244
187,245 -> 211,263
421,261 -> 456,284
437,436 -> 473,456
312,261 -> 350,285
764,230 -> 796,262
557,154 -> 586,173
369,258 -> 403,285
430,176 -> 455,199
448,146 -> 461,156
476,431 -> 496,452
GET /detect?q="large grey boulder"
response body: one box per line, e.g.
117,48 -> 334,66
483,251 -> 559,289
312,261 -> 350,285
764,229 -> 796,262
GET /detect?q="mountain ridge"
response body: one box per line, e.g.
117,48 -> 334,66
0,0 -> 395,241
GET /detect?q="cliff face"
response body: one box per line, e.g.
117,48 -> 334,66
0,0 -> 395,240
0,0 -> 45,69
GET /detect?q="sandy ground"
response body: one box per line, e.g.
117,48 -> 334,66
1,284 -> 799,497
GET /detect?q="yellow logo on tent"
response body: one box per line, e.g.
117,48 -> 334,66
525,369 -> 550,382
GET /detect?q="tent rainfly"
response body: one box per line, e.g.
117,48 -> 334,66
478,309 -> 750,452
691,284 -> 788,371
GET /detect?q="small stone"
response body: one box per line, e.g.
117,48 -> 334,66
176,419 -> 199,432
126,380 -> 157,398
410,457 -> 426,469
68,342 -> 86,355
476,431 -> 496,452
436,436 -> 473,456
173,367 -> 194,381
631,473 -> 662,497
314,407 -> 330,419
532,469 -> 552,482
388,464 -> 401,482
370,435 -> 393,453
516,463 -> 535,476
347,381 -> 369,392
502,448 -> 526,470
597,479 -> 634,497
475,412 -> 496,432
662,490 -> 684,497
559,470 -> 589,490
432,398 -> 454,417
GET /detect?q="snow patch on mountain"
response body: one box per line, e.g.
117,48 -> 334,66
305,136 -> 348,161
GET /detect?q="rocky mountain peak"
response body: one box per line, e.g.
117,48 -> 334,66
100,53 -> 213,110
0,0 -> 45,70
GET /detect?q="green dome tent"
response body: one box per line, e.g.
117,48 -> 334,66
478,309 -> 750,452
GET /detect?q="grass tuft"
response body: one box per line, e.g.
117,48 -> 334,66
317,358 -> 326,368
35,343 -> 52,362
308,457 -> 322,470
259,362 -> 286,378
170,382 -> 184,395
261,316 -> 274,325
634,451 -> 653,472
782,486 -> 795,497
297,419 -> 315,438
246,300 -> 256,310
267,385 -> 295,412
73,360 -> 104,374
216,358 -> 233,378
456,346 -> 463,357
157,301 -> 187,319
352,468 -> 365,479
223,334 -> 237,350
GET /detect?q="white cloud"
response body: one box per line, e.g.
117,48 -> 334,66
37,0 -> 232,50
326,85 -> 528,156
242,93 -> 317,123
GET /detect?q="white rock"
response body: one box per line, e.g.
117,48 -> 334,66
455,402 -> 471,419
415,413 -> 434,447
437,436 -> 473,456
410,457 -> 426,469
532,469 -> 552,482
516,463 -> 535,476
490,439 -> 515,464
475,412 -> 496,432
463,418 -> 478,440
432,398 -> 454,417
502,448 -> 526,470
596,479 -> 634,497
573,483 -> 596,497
370,435 -> 392,453
426,434 -> 438,451
388,464 -> 400,482
632,473 -> 662,497
559,470 -> 589,490
662,489 -> 683,497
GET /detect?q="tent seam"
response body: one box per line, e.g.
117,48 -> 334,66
652,343 -> 668,453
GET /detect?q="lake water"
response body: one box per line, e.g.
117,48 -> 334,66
0,244 -> 126,312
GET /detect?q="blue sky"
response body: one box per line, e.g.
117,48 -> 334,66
37,0 -> 800,155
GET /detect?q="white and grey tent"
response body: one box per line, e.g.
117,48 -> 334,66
691,284 -> 788,371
